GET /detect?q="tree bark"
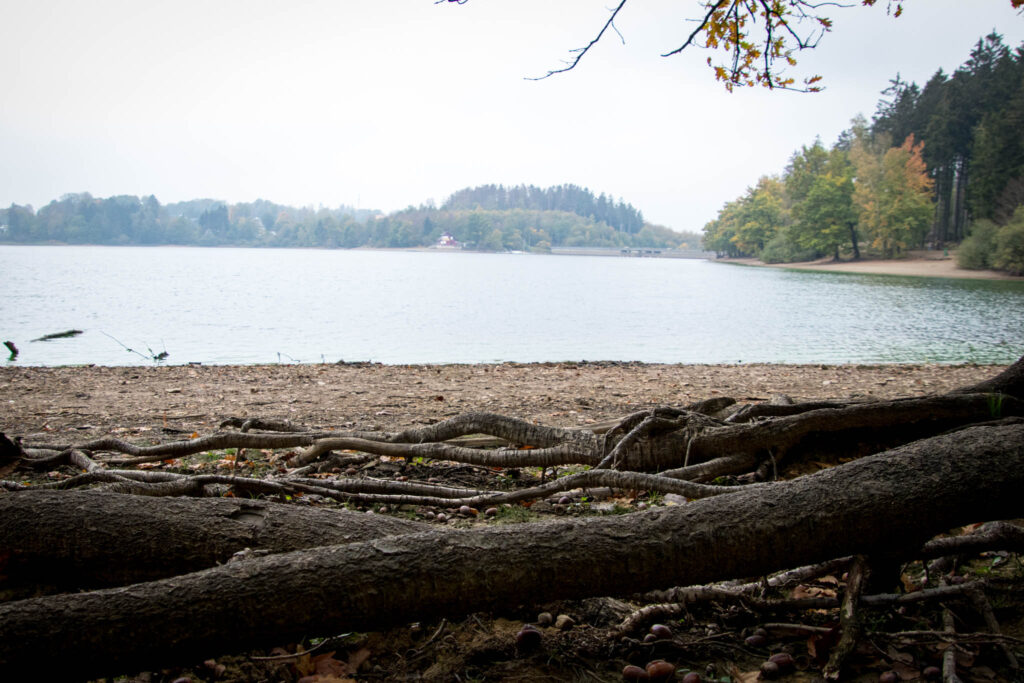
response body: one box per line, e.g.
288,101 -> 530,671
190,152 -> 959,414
1,422 -> 1022,679
0,490 -> 426,589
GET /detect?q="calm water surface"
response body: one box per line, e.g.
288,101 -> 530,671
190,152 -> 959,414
2,245 -> 1023,366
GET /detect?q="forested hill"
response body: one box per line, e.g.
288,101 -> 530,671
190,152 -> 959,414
1,185 -> 698,252
701,31 -> 1024,276
442,184 -> 645,235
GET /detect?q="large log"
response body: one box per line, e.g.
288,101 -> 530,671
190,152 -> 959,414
1,421 -> 1022,679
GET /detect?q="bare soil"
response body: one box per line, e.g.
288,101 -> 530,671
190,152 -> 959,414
0,361 -> 1003,441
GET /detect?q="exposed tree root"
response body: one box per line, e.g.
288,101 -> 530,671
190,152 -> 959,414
1,356 -> 1023,679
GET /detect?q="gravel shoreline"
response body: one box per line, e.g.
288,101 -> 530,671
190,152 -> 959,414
1,361 -> 1005,442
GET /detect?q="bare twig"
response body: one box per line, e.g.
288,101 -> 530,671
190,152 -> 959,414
527,0 -> 630,80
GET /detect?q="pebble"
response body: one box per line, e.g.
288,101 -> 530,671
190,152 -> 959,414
554,614 -> 575,630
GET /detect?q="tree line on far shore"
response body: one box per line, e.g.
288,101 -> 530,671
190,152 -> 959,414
0,185 -> 699,253
702,32 -> 1024,276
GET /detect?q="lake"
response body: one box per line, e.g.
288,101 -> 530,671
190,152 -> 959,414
2,245 -> 1023,366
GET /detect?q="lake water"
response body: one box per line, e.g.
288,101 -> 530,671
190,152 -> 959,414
2,245 -> 1023,366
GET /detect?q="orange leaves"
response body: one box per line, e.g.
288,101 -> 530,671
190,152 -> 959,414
687,0 -> 909,92
265,644 -> 371,683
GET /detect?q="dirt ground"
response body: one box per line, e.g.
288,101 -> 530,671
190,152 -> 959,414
0,361 -> 1017,683
0,360 -> 1004,441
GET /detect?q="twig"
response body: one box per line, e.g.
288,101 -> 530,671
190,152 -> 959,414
824,554 -> 869,680
101,331 -> 163,361
249,633 -> 353,661
942,606 -> 965,683
527,0 -> 630,80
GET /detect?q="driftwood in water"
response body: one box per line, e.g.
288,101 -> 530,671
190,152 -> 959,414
30,328 -> 82,341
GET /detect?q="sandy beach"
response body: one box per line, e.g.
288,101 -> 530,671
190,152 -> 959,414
718,250 -> 1023,281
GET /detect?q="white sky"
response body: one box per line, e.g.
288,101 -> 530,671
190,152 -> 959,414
1,1 -> 1023,233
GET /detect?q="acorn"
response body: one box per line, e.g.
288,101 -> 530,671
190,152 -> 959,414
558,496 -> 572,505
878,672 -> 899,683
516,625 -> 542,650
643,633 -> 658,643
485,507 -> 499,517
922,666 -> 941,681
744,634 -> 767,648
759,660 -> 780,679
622,664 -> 651,681
768,652 -> 794,672
435,512 -> 448,522
646,660 -> 676,682
649,623 -> 673,639
536,611 -> 554,626
459,505 -> 478,516
681,672 -> 702,683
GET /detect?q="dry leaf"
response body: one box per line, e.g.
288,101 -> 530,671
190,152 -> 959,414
346,646 -> 371,672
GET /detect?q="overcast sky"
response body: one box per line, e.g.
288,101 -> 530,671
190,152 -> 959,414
2,1 -> 1023,233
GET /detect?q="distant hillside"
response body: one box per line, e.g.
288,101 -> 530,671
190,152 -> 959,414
442,184 -> 645,235
1,185 -> 699,251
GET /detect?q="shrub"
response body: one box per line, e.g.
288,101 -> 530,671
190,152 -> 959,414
760,232 -> 821,264
992,208 -> 1024,276
956,219 -> 998,270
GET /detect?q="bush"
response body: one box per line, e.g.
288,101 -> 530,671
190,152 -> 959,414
992,209 -> 1024,276
760,233 -> 822,264
956,219 -> 998,270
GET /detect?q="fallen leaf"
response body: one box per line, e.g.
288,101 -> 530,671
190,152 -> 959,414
346,646 -> 371,672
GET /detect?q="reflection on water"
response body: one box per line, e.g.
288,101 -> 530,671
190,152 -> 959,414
2,245 -> 1023,366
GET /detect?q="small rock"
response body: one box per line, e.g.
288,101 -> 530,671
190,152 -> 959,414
536,611 -> 553,626
554,614 -> 575,630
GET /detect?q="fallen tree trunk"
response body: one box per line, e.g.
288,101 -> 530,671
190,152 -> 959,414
0,490 -> 426,589
2,421 -> 1022,679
